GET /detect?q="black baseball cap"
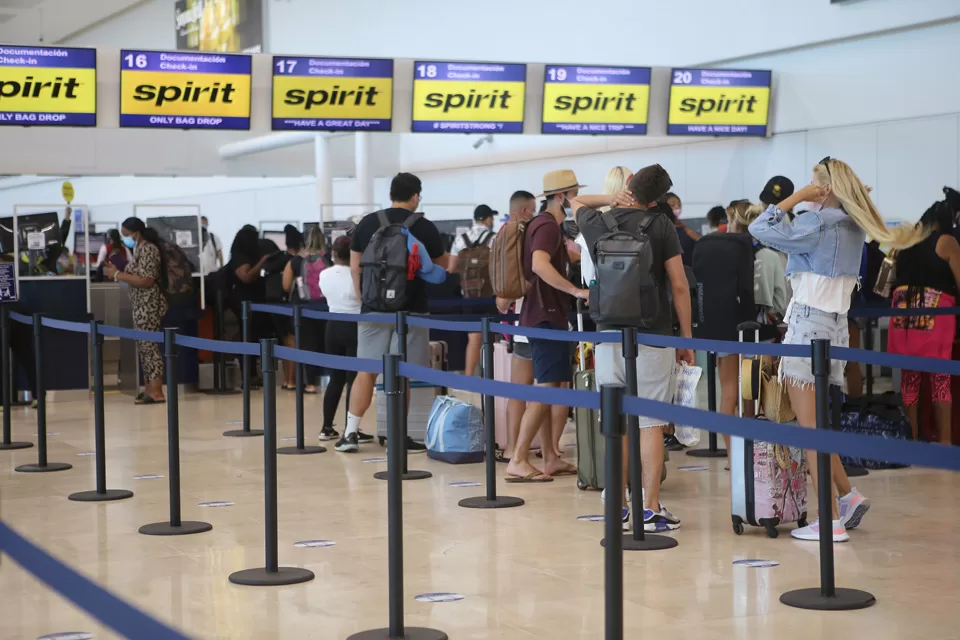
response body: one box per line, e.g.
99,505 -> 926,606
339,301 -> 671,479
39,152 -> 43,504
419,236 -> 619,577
760,176 -> 794,205
474,204 -> 498,221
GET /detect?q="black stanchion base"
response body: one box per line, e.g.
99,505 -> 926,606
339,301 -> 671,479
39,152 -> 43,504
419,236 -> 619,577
686,448 -> 727,458
458,495 -> 525,509
202,389 -> 242,396
223,429 -> 264,438
602,533 -> 679,551
780,587 -> 876,611
373,469 -> 432,481
277,445 -> 326,456
139,520 -> 213,536
0,441 -> 33,450
228,567 -> 315,586
15,462 -> 72,473
843,465 -> 869,478
347,627 -> 448,640
68,489 -> 134,502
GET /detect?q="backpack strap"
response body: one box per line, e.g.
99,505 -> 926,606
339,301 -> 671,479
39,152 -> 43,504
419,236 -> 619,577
402,212 -> 424,229
461,233 -> 472,249
637,211 -> 659,234
599,210 -> 620,232
472,230 -> 493,248
376,210 -> 390,229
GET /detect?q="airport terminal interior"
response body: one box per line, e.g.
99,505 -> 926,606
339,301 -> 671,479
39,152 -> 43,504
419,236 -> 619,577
0,1 -> 959,639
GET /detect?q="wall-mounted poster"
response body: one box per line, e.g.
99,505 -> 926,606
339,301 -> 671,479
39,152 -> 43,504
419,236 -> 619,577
175,0 -> 264,53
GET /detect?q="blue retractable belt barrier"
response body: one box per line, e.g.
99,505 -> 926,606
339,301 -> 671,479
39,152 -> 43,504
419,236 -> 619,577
833,346 -> 960,377
301,309 -> 389,324
40,317 -> 90,333
0,521 -> 191,640
274,345 -> 382,375
175,335 -> 260,356
9,311 -> 30,325
98,325 -> 164,343
250,303 -> 294,317
849,305 -> 960,318
406,315 -> 483,333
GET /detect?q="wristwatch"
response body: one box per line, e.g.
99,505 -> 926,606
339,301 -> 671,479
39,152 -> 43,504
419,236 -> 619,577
113,271 -> 120,283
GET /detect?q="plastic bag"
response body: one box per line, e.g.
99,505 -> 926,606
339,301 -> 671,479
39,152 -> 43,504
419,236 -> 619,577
673,362 -> 703,447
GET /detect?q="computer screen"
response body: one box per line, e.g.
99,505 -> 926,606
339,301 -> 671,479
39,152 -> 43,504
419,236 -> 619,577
74,232 -> 106,256
0,212 -> 61,254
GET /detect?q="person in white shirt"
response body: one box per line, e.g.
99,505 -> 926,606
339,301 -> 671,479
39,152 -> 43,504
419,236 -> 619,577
449,204 -> 498,378
316,235 -> 367,443
200,216 -> 223,275
96,228 -> 133,271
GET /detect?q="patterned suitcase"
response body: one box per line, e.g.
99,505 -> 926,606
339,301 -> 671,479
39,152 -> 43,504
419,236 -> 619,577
730,323 -> 808,537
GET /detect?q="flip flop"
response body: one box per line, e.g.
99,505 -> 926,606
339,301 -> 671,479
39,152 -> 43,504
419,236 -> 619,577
303,387 -> 318,395
495,449 -> 511,464
505,472 -> 553,484
281,385 -> 296,391
135,396 -> 166,405
549,466 -> 577,477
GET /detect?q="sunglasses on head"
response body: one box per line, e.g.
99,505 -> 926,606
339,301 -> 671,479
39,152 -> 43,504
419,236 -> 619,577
819,156 -> 832,180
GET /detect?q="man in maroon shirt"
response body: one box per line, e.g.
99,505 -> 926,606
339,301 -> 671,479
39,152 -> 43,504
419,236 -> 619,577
505,170 -> 589,483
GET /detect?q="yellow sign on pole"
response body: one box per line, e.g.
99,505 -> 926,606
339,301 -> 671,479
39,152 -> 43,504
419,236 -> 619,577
61,181 -> 75,204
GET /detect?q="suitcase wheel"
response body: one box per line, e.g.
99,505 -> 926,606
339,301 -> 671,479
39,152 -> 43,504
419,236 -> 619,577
732,515 -> 744,535
765,525 -> 779,539
797,514 -> 808,528
577,479 -> 587,491
378,437 -> 386,447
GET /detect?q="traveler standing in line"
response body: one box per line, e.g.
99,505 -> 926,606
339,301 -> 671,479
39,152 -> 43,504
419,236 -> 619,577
758,176 -> 795,302
337,173 -> 448,453
572,164 -> 694,532
750,157 -> 928,542
103,217 -> 168,405
693,203 -> 757,458
449,204 -> 498,377
888,198 -> 960,444
317,236 -> 368,442
741,203 -> 790,327
274,225 -> 302,390
283,226 -> 328,394
200,215 -> 223,275
95,229 -> 131,282
705,206 -> 727,234
503,170 -> 588,483
663,191 -> 700,266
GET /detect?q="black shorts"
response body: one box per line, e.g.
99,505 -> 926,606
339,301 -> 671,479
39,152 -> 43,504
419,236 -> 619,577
529,322 -> 572,384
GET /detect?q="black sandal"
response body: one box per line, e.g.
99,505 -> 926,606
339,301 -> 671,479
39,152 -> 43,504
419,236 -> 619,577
135,395 -> 166,405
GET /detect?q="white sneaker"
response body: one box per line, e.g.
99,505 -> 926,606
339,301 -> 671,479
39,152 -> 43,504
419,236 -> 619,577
838,488 -> 870,530
791,519 -> 849,542
600,487 -> 632,504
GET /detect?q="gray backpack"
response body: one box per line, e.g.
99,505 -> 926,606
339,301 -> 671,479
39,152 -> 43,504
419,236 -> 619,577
588,210 -> 660,328
360,210 -> 421,312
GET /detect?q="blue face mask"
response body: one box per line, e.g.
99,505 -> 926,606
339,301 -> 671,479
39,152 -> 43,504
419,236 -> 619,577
122,236 -> 136,249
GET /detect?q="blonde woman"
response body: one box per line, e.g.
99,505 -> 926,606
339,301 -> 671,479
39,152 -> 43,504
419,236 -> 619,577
749,157 -> 927,543
575,166 -> 632,285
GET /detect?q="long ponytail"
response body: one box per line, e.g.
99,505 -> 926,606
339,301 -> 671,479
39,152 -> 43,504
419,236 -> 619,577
122,216 -> 168,292
814,159 -> 927,250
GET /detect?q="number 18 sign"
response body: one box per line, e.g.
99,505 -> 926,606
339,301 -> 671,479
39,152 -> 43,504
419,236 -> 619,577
411,60 -> 526,133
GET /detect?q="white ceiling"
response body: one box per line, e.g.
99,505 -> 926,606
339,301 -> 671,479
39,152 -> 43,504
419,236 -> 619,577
0,0 -> 143,45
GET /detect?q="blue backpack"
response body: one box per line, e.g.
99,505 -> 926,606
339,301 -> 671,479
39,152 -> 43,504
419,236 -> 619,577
426,396 -> 484,464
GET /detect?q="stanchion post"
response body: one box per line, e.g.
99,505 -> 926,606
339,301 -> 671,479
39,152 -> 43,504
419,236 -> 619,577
459,317 -> 524,510
780,339 -> 875,611
205,287 -> 239,396
140,328 -> 212,535
224,300 -> 263,437
279,305 -> 324,455
374,311 -> 431,481
864,318 -> 874,396
15,314 -> 70,473
0,305 -> 31,450
229,338 -> 314,586
68,321 -> 132,501
602,328 -> 677,551
601,384 -> 624,640
687,351 -> 726,458
347,353 -> 447,640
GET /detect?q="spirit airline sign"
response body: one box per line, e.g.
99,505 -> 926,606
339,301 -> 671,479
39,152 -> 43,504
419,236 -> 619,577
668,68 -> 771,136
0,46 -> 97,127
542,65 -> 650,135
412,61 -> 526,133
119,49 -> 252,130
272,56 -> 393,131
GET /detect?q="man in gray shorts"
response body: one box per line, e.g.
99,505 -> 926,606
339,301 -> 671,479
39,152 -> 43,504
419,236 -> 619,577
337,173 -> 448,453
571,164 -> 695,533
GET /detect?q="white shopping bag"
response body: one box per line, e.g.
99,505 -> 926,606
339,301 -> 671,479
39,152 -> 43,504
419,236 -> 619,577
673,362 -> 703,447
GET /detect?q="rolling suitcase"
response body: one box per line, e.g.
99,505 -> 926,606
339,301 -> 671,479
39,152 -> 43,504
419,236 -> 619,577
731,322 -> 808,538
493,340 -> 541,454
376,340 -> 448,446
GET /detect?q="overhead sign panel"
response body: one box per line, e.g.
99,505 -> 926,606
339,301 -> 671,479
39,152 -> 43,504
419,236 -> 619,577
0,45 -> 97,127
272,56 -> 393,131
668,68 -> 771,136
542,65 -> 650,135
412,61 -> 526,133
175,0 -> 264,53
119,49 -> 251,130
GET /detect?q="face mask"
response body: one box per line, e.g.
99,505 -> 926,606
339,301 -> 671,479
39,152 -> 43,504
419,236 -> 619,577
122,236 -> 136,249
807,198 -> 826,214
672,208 -> 682,218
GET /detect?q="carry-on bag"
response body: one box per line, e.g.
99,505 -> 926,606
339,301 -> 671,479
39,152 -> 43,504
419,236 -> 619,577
493,339 -> 541,456
839,392 -> 909,469
730,322 -> 808,537
426,395 -> 484,464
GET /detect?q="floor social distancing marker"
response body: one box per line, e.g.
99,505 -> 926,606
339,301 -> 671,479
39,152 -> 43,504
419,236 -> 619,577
134,474 -> 165,480
678,465 -> 710,471
576,515 -> 605,522
414,593 -> 464,603
76,452 -> 95,457
733,559 -> 780,568
362,458 -> 388,464
294,540 -> 336,548
449,481 -> 482,488
198,501 -> 234,508
37,633 -> 94,640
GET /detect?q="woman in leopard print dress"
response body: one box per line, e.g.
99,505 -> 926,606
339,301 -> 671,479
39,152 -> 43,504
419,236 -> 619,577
103,217 -> 168,404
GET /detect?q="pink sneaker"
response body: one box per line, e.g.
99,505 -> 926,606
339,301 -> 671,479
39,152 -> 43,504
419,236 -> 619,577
839,488 -> 870,530
791,519 -> 849,542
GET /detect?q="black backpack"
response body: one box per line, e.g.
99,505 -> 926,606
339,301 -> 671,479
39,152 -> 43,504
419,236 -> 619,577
588,210 -> 659,328
261,252 -> 291,302
360,211 -> 421,312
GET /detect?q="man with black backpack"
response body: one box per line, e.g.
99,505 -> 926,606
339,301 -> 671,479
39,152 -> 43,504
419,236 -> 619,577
449,204 -> 498,377
339,173 -> 447,453
571,164 -> 695,533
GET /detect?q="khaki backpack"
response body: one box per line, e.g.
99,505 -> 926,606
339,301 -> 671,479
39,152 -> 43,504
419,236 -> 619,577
490,216 -> 531,300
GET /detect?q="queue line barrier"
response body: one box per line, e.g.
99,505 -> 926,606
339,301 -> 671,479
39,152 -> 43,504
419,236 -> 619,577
5,306 -> 960,639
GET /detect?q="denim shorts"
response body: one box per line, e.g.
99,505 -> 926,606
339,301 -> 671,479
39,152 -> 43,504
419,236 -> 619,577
512,341 -> 532,361
781,303 -> 848,388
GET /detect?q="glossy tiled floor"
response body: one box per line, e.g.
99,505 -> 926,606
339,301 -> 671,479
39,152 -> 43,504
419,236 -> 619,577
0,390 -> 958,639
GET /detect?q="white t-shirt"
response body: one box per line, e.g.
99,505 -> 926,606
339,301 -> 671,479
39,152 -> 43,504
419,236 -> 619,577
319,264 -> 361,314
787,273 -> 857,316
575,233 -> 594,284
450,224 -> 495,256
200,231 -> 222,275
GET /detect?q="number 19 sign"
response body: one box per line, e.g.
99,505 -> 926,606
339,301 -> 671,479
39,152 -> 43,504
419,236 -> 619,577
542,64 -> 650,135
667,68 -> 772,136
119,49 -> 252,130
411,61 -> 526,133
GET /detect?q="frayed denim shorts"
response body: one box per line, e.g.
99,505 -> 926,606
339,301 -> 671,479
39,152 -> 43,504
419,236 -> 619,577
780,303 -> 848,388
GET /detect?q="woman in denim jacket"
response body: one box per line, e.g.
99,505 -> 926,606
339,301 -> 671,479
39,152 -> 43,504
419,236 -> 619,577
750,157 -> 926,543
